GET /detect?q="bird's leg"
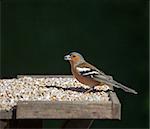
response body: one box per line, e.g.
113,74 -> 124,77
84,86 -> 95,93
109,86 -> 114,91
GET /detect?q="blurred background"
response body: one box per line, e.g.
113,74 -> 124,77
1,0 -> 149,128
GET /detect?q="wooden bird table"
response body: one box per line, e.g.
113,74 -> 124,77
0,75 -> 121,129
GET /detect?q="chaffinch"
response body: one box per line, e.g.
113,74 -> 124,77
64,52 -> 137,94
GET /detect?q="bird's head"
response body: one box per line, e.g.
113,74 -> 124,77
64,52 -> 85,65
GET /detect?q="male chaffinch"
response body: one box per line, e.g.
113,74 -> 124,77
64,52 -> 137,94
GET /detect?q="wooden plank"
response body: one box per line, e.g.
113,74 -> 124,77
62,120 -> 94,129
0,120 -> 8,129
109,91 -> 121,119
0,110 -> 13,119
16,101 -> 112,119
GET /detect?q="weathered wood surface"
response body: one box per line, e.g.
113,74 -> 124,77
0,110 -> 13,119
16,101 -> 113,119
109,91 -> 121,120
0,120 -> 8,129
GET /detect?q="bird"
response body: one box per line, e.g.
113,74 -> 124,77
64,52 -> 137,94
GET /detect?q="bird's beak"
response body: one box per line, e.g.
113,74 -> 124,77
64,55 -> 71,61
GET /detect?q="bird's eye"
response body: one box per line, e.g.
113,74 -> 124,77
72,55 -> 76,58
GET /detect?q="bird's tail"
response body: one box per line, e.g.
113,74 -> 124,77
94,76 -> 138,94
110,80 -> 138,94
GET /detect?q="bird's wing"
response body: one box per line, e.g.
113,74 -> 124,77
76,62 -> 112,80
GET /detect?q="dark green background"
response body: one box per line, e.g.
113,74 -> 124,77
1,0 -> 149,128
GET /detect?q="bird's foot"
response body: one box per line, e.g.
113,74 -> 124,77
84,87 -> 94,93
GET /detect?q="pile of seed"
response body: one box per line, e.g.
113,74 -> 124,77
0,76 -> 110,111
